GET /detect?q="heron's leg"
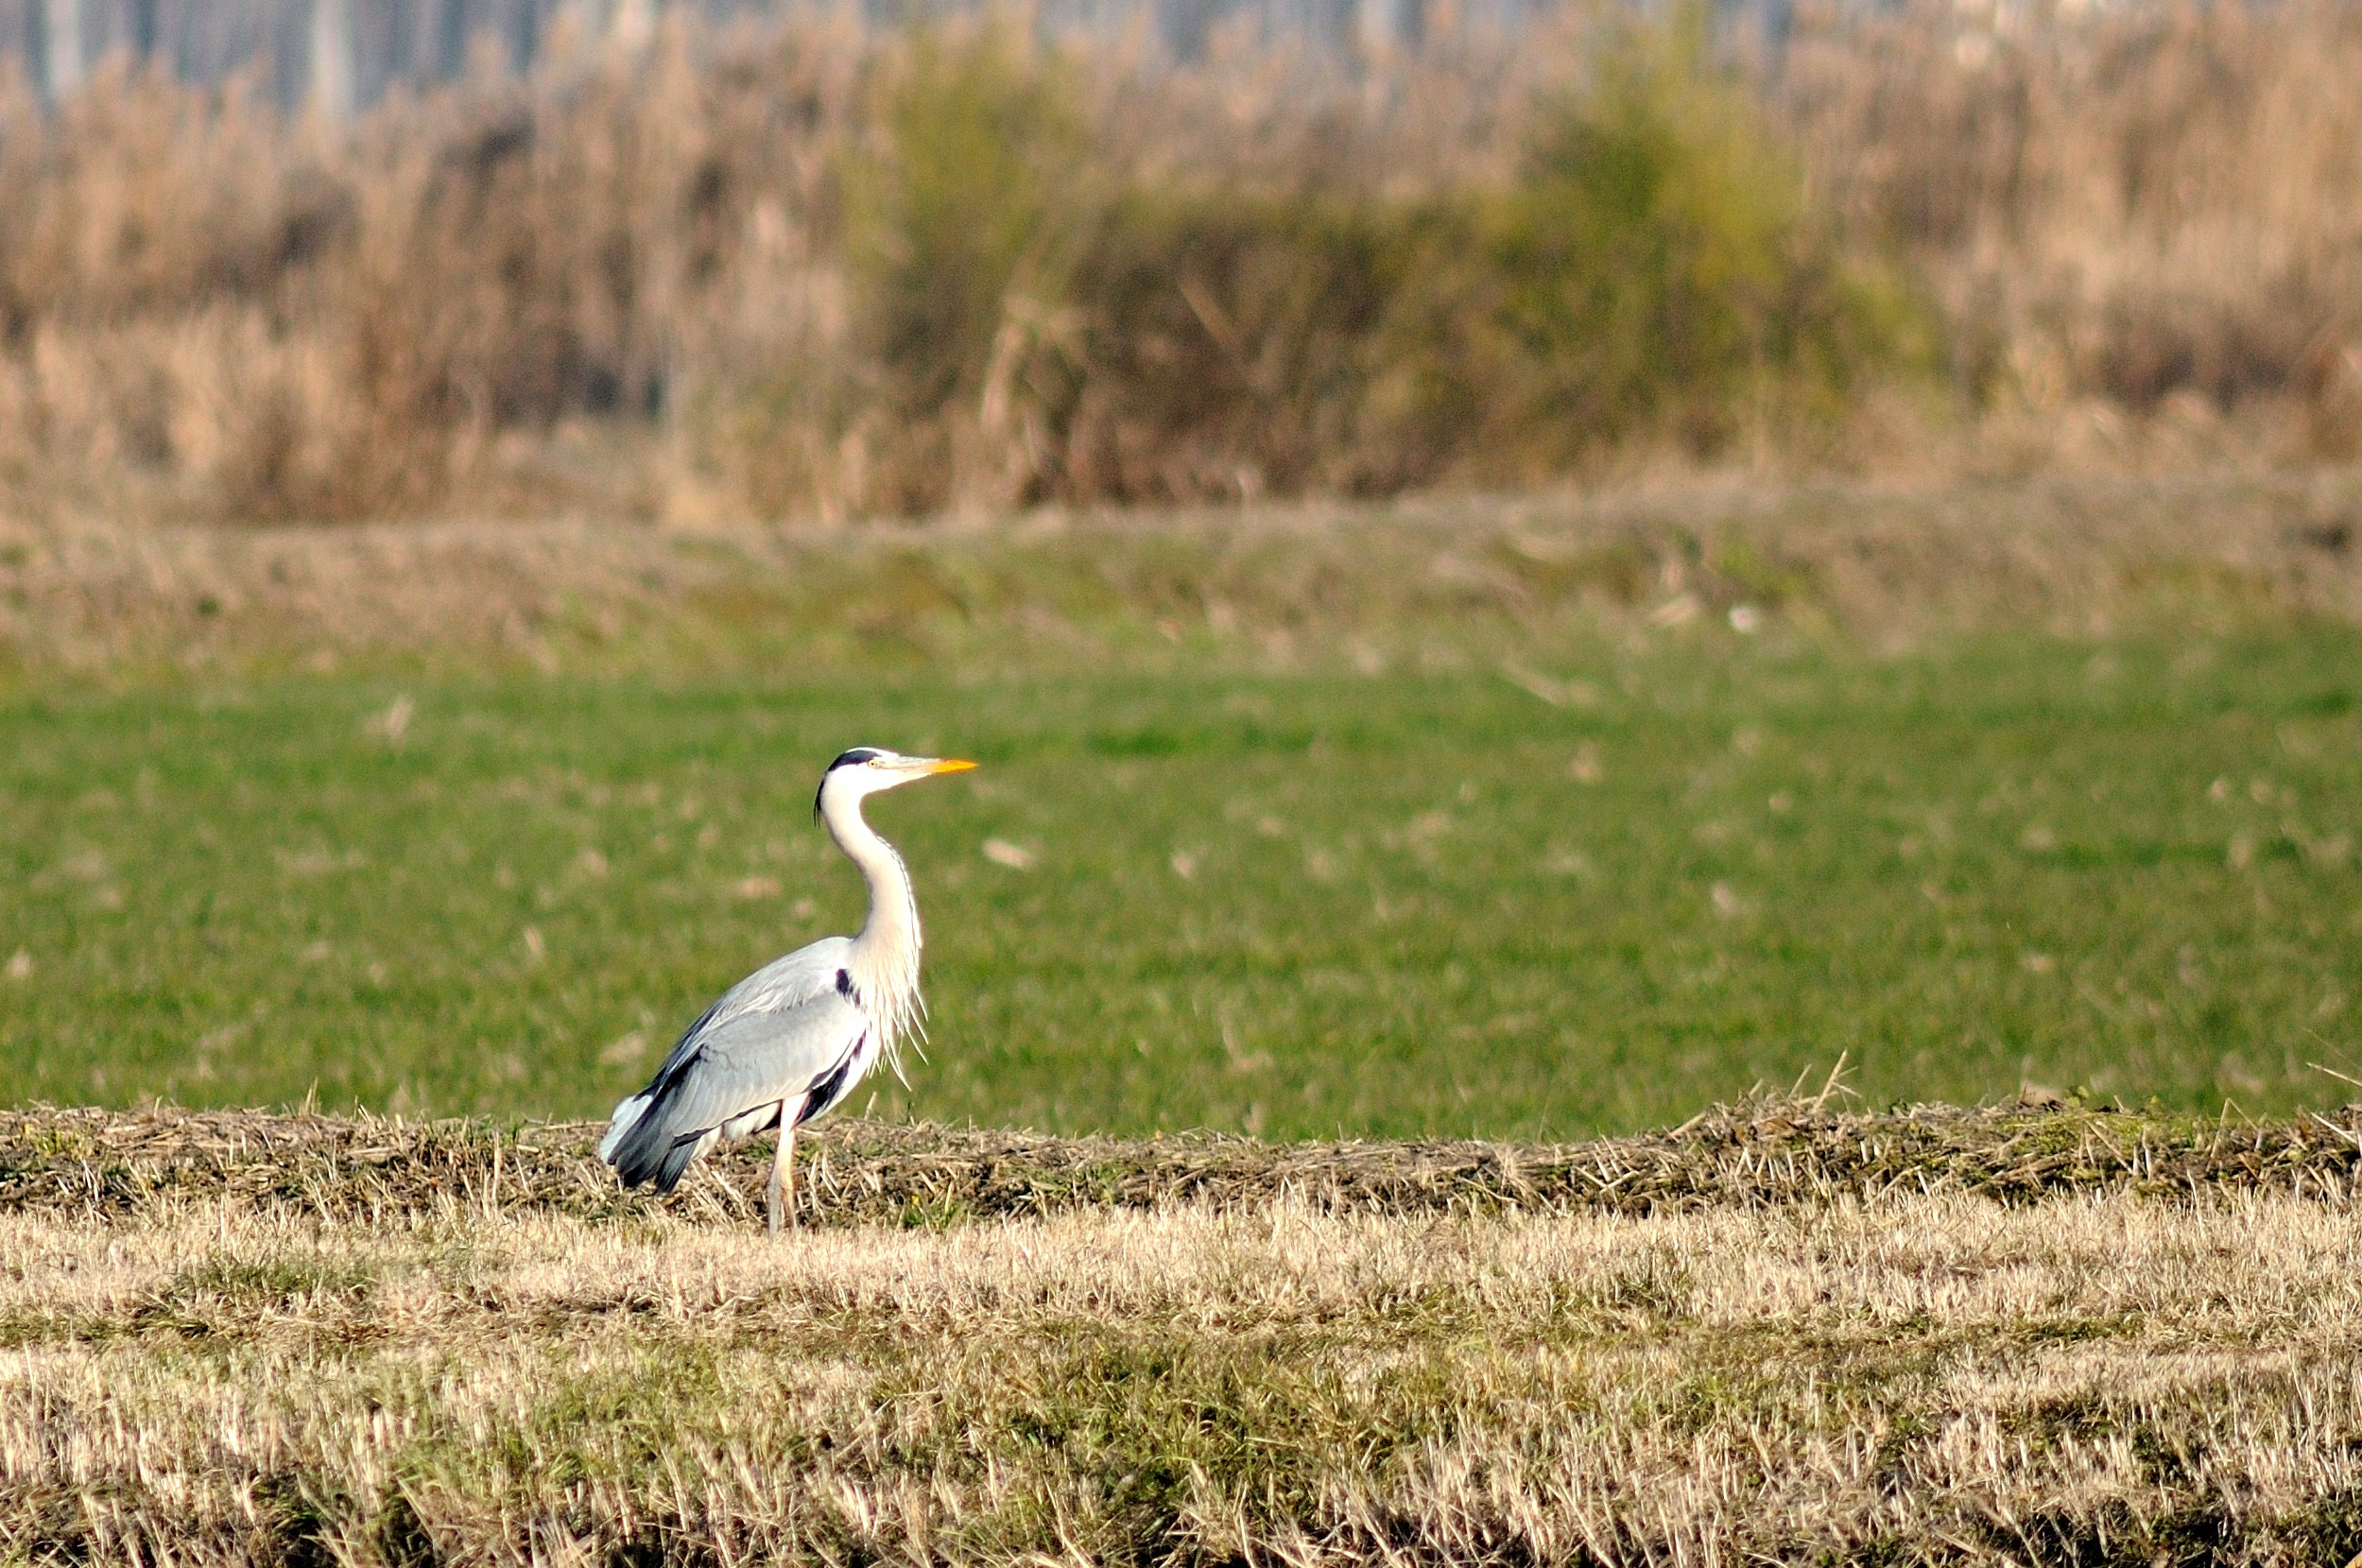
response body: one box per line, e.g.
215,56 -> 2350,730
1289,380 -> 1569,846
766,1099 -> 803,1237
784,1121 -> 799,1230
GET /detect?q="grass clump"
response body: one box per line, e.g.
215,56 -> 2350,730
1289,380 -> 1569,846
852,24 -> 1087,406
803,22 -> 1095,514
1462,15 -> 1935,465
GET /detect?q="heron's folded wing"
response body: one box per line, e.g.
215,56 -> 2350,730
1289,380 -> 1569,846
611,984 -> 867,1180
637,936 -> 854,1091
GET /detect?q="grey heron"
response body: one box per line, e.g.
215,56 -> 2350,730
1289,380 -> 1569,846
599,747 -> 975,1233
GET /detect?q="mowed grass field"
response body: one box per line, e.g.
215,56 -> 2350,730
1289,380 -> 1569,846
5,625 -> 2358,1137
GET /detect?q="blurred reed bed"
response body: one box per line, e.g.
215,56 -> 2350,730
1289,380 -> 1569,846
0,0 -> 2354,527
1779,0 -> 2362,469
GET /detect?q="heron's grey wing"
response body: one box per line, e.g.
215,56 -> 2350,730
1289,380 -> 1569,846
633,935 -> 855,1092
604,947 -> 866,1193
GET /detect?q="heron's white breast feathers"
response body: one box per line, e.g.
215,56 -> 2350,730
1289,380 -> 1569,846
850,912 -> 923,1083
839,831 -> 926,1083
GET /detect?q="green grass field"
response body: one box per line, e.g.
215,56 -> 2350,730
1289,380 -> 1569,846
5,624 -> 2357,1138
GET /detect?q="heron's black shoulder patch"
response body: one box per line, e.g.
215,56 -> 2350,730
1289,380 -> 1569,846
836,968 -> 857,1001
797,1033 -> 865,1127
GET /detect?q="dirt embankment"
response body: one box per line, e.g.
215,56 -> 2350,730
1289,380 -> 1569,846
5,470 -> 2362,678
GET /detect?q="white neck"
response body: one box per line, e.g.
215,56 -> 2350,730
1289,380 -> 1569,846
819,780 -> 924,1073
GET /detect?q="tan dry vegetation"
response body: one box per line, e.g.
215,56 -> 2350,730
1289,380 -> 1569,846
1,468 -> 2358,678
9,1097 -> 2362,1227
1783,0 -> 2362,469
4,1103 -> 2362,1564
2,2 -> 2360,530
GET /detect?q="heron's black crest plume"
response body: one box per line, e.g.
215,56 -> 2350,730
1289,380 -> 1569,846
817,748 -> 886,818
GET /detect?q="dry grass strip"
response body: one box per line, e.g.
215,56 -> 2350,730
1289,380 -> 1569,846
4,1103 -> 2362,1563
3,1094 -> 2359,1229
2,1146 -> 2362,1564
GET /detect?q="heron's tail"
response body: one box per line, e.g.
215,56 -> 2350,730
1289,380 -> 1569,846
598,1094 -> 651,1166
602,1088 -> 715,1193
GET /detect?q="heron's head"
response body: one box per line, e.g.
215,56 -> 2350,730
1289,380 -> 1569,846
815,748 -> 977,817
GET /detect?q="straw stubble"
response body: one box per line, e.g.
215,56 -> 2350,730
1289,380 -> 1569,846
3,1101 -> 2360,1564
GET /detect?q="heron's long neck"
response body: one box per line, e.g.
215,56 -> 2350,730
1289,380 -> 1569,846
822,786 -> 923,1064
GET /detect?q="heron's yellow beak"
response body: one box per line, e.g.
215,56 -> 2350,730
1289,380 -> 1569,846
924,758 -> 979,775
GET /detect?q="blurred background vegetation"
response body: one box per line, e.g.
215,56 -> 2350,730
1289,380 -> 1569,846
4,0 -> 2358,528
